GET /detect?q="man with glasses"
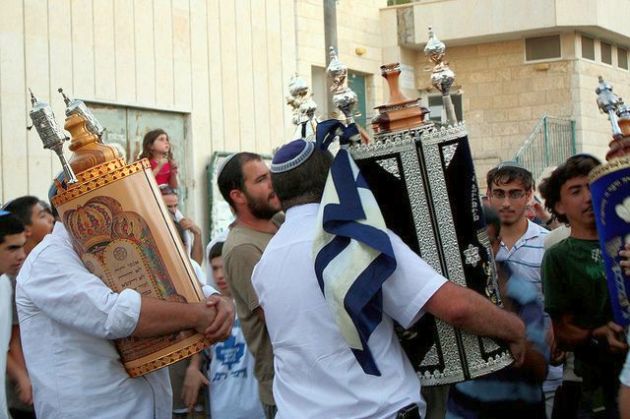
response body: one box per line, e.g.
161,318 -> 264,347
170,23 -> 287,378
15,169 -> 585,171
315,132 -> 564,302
486,161 -> 561,417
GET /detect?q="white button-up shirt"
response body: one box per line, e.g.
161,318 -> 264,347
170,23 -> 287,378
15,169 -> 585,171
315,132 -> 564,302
253,204 -> 447,419
16,223 -> 215,419
0,275 -> 12,419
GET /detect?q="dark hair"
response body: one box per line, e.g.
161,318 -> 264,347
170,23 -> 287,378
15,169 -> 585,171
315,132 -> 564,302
538,154 -> 601,224
208,241 -> 224,260
271,148 -> 333,211
217,152 -> 262,209
39,200 -> 52,216
138,129 -> 174,161
486,165 -> 534,191
3,196 -> 40,226
0,212 -> 25,244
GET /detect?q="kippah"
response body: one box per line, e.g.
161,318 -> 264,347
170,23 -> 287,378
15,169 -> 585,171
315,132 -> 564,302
217,153 -> 237,180
271,139 -> 315,173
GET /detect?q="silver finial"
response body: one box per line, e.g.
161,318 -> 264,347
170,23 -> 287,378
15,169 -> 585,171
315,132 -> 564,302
58,88 -> 105,139
326,46 -> 358,124
596,76 -> 623,139
286,73 -> 319,140
424,26 -> 446,57
425,27 -> 457,124
28,90 -> 77,184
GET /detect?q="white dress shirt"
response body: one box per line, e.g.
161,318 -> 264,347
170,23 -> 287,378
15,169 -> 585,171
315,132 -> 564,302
17,223 -> 216,419
252,204 -> 447,419
0,275 -> 12,419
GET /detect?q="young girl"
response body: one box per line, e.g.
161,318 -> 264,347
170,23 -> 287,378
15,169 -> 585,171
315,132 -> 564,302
139,129 -> 178,189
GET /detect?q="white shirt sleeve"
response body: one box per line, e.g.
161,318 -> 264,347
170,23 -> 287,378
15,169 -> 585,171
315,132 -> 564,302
381,231 -> 447,329
202,284 -> 219,298
17,242 -> 141,340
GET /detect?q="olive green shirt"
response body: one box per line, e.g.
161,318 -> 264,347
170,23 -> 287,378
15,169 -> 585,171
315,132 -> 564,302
222,223 -> 277,406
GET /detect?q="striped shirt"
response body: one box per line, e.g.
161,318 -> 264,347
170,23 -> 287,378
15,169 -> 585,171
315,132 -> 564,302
496,220 -> 562,393
496,220 -> 549,307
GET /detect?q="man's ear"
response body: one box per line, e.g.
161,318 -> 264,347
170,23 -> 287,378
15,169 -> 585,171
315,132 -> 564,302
554,200 -> 566,218
23,225 -> 33,239
229,189 -> 245,206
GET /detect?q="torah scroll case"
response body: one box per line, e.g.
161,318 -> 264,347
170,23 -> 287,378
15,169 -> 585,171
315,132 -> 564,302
345,31 -> 512,385
29,91 -> 211,377
590,77 -> 630,327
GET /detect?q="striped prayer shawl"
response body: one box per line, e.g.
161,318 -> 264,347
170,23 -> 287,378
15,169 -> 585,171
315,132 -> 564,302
312,120 -> 397,376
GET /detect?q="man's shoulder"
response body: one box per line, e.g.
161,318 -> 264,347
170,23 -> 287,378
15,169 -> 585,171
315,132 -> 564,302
545,236 -> 571,255
224,225 -> 271,251
524,220 -> 549,242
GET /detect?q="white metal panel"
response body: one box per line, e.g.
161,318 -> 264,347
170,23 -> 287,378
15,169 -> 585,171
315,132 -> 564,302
113,0 -> 137,102
0,0 -> 28,202
134,0 -> 156,105
93,0 -> 117,101
172,0 -> 192,110
70,0 -> 95,98
25,0 -> 53,196
207,0 -> 225,152
47,0 -> 73,181
154,0 -> 174,106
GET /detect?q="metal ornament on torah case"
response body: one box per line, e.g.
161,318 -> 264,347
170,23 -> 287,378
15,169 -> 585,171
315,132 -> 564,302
28,91 -> 212,377
350,64 -> 512,385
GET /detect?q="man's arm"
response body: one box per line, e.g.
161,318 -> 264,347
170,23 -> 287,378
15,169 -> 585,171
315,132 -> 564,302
553,313 -> 627,353
6,350 -> 33,405
179,218 -> 203,265
19,245 -> 232,341
133,295 -> 233,342
423,282 -> 527,365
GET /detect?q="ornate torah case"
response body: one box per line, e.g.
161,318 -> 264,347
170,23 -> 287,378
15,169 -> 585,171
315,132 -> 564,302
29,92 -> 211,377
350,50 -> 512,384
590,77 -> 630,326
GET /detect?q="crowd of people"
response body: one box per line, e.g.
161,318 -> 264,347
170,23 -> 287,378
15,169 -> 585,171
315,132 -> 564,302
1,125 -> 630,419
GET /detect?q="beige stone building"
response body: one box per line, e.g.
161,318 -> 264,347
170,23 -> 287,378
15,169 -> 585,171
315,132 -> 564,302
381,0 -> 630,182
2,0 -> 630,240
0,0 -> 387,240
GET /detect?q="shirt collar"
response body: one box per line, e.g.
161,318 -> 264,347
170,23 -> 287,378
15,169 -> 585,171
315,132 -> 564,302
520,219 -> 547,242
285,203 -> 320,220
53,222 -> 73,246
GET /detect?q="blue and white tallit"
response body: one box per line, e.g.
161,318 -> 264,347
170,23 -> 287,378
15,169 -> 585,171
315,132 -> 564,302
312,120 -> 397,376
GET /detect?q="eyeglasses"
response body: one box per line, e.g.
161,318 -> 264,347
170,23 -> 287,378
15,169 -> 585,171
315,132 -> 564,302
490,189 -> 527,200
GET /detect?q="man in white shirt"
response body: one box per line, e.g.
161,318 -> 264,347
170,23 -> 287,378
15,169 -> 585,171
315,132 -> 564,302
252,140 -> 527,419
0,211 -> 27,419
16,208 -> 234,418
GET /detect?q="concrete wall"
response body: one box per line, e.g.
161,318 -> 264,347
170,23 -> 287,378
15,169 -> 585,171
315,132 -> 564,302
412,34 -> 576,178
295,0 -> 388,120
0,0 -> 388,246
1,0 -> 298,232
381,1 -> 630,182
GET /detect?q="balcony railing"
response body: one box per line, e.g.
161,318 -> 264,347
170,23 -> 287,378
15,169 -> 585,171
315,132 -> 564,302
513,116 -> 576,181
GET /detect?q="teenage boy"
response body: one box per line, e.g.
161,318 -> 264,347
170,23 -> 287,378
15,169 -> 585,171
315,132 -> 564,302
487,162 -> 561,416
540,154 -> 627,417
3,196 -> 54,418
0,211 -> 27,419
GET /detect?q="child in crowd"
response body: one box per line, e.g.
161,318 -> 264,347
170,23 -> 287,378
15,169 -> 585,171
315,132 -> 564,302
138,129 -> 179,189
3,196 -> 55,419
182,241 -> 265,419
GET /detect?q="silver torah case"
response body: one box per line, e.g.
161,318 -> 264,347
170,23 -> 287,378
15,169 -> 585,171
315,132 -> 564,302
350,123 -> 512,385
348,60 -> 512,385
